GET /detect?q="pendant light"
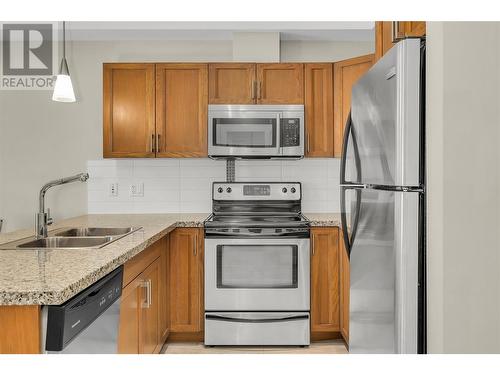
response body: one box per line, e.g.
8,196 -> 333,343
52,21 -> 76,102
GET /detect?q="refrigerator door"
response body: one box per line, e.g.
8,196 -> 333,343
348,38 -> 422,187
345,187 -> 420,354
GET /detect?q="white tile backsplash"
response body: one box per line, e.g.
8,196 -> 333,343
87,158 -> 341,214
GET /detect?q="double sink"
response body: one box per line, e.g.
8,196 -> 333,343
0,227 -> 142,250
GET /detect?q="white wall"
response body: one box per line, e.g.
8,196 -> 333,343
87,158 -> 341,214
0,36 -> 373,232
281,40 -> 374,61
426,22 -> 500,353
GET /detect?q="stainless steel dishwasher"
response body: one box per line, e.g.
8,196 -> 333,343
41,266 -> 123,354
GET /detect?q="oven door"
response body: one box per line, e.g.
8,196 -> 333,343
204,238 -> 310,311
208,110 -> 281,157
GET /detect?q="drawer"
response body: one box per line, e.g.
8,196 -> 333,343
123,238 -> 163,286
204,312 -> 310,346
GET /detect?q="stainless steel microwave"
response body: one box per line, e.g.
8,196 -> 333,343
208,105 -> 305,159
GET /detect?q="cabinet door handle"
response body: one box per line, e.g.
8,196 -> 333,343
157,134 -> 161,153
252,80 -> 257,100
306,131 -> 311,154
141,280 -> 151,308
151,134 -> 155,153
391,21 -> 404,43
257,81 -> 262,100
193,234 -> 197,256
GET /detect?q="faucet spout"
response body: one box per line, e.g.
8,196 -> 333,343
36,172 -> 89,238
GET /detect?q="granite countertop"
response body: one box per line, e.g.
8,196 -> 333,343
304,213 -> 342,227
0,212 -> 341,306
0,214 -> 208,306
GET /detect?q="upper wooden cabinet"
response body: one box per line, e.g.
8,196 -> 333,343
209,63 -> 256,104
156,64 -> 208,157
304,63 -> 334,157
375,21 -> 426,61
333,54 -> 374,157
208,63 -> 304,104
310,227 -> 340,334
257,63 -> 304,104
169,228 -> 204,334
103,63 -> 208,158
103,63 -> 156,158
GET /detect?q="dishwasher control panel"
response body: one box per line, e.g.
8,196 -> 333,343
45,266 -> 123,352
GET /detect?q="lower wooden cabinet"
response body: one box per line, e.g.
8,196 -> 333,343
168,228 -> 204,337
310,227 -> 340,335
339,229 -> 350,343
118,236 -> 167,354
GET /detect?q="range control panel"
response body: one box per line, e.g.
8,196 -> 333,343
213,182 -> 301,201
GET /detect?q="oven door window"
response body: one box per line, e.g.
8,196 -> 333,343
216,245 -> 298,288
212,118 -> 277,148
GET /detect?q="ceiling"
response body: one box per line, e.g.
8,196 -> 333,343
64,22 -> 375,42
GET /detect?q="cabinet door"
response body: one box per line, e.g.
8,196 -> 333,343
339,229 -> 350,343
156,64 -> 208,157
118,278 -> 142,354
375,21 -> 426,61
333,54 -> 374,157
140,258 -> 160,354
169,228 -> 203,333
159,236 -> 170,343
257,63 -> 304,104
209,63 -> 256,104
310,227 -> 340,333
103,63 -> 156,158
304,63 -> 334,157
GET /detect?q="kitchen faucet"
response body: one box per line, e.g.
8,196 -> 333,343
35,173 -> 89,238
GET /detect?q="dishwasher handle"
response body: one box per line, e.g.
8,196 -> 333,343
45,266 -> 123,352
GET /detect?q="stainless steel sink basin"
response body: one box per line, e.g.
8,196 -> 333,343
16,236 -> 113,249
0,226 -> 143,250
53,227 -> 140,238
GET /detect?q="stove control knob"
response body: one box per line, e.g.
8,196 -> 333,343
226,187 -> 232,193
217,187 -> 223,193
282,187 -> 287,193
291,187 -> 296,193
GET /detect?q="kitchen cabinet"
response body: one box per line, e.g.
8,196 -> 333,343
304,63 -> 334,157
159,235 -> 170,343
0,306 -> 41,354
257,63 -> 304,104
103,63 -> 156,158
310,227 -> 340,335
209,63 -> 256,104
208,63 -> 304,104
118,237 -> 167,354
375,21 -> 426,61
156,64 -> 208,157
103,63 -> 208,158
169,228 -> 204,338
333,54 -> 374,157
339,229 -> 350,344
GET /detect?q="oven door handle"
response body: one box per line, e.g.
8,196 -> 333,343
205,314 -> 309,323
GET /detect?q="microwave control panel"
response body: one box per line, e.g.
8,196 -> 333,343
280,118 -> 301,147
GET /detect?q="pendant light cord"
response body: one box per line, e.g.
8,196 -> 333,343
62,21 -> 66,59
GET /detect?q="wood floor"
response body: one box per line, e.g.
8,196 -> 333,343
162,340 -> 348,354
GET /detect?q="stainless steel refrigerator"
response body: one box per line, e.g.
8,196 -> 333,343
340,38 -> 426,354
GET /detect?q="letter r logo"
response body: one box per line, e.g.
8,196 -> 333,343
2,23 -> 53,76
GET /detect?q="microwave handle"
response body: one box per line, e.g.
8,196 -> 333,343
276,113 -> 281,154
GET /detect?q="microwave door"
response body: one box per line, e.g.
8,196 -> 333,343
208,112 -> 281,157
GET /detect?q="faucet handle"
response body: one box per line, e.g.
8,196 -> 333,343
47,208 -> 53,226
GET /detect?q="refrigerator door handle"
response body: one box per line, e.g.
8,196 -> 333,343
340,186 -> 362,259
340,111 -> 362,185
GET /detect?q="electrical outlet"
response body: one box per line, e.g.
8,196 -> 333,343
109,183 -> 119,197
130,182 -> 144,197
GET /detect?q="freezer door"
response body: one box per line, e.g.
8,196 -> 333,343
346,188 -> 420,354
349,38 -> 422,187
